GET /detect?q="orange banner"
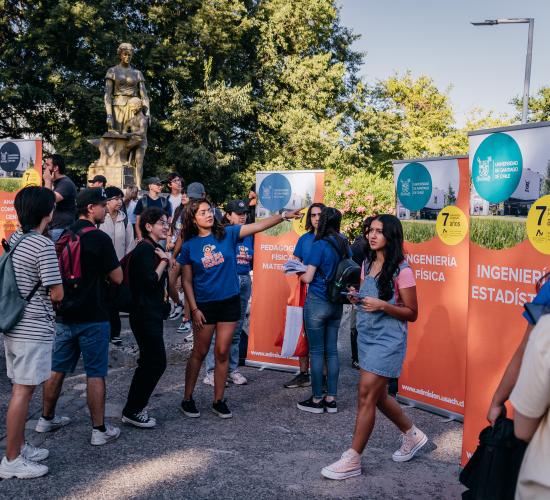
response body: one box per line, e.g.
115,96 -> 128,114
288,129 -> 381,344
247,170 -> 324,369
462,122 -> 550,465
394,157 -> 469,417
0,139 -> 42,241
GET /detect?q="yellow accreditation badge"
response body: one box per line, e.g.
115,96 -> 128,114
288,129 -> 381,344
527,194 -> 550,255
435,205 -> 468,246
292,208 -> 308,236
21,168 -> 42,188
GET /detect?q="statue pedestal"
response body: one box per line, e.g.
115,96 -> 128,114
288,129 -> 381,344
87,133 -> 140,189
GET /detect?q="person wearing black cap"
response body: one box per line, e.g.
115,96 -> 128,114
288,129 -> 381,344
88,175 -> 107,188
100,186 -> 135,345
133,177 -> 172,239
42,154 -> 77,243
204,200 -> 253,386
38,188 -> 123,446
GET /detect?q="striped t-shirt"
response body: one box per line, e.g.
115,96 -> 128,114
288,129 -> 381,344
5,229 -> 62,342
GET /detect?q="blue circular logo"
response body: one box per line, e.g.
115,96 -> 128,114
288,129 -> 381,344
472,133 -> 523,203
0,142 -> 21,173
397,162 -> 433,211
258,173 -> 292,211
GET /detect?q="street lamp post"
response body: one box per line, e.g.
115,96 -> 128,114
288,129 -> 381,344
471,18 -> 535,124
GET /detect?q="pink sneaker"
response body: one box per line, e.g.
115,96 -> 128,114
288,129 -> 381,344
392,425 -> 428,462
321,449 -> 361,480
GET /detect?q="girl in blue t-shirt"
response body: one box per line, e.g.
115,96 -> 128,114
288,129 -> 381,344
177,199 -> 301,418
298,207 -> 350,415
284,202 -> 325,389
204,200 -> 254,386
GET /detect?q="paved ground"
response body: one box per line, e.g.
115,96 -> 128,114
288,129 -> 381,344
0,309 -> 466,499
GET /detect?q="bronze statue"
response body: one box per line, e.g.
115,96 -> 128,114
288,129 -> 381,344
104,43 -> 150,134
125,97 -> 148,188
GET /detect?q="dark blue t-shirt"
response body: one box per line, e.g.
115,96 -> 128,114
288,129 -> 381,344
294,231 -> 315,262
236,235 -> 254,275
523,279 -> 550,324
305,235 -> 350,300
177,225 -> 241,302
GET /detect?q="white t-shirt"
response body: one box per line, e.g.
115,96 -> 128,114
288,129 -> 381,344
169,194 -> 182,213
510,314 -> 550,499
6,230 -> 62,342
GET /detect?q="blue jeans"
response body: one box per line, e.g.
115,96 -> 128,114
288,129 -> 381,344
303,293 -> 343,398
52,322 -> 110,378
206,274 -> 252,374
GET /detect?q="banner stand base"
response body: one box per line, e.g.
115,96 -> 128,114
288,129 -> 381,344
245,360 -> 299,373
396,395 -> 464,423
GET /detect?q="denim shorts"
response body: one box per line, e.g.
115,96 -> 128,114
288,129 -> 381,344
52,322 -> 110,378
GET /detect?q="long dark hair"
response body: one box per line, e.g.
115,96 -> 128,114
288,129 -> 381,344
365,214 -> 405,301
305,202 -> 326,232
182,198 -> 225,241
315,207 -> 349,256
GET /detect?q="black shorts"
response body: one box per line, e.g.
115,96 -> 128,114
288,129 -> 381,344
197,294 -> 241,324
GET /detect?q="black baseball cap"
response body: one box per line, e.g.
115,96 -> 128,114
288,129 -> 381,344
88,174 -> 107,185
76,188 -> 107,208
225,199 -> 249,215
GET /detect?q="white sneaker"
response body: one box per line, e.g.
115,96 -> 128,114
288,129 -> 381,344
169,304 -> 183,320
21,442 -> 49,462
203,372 -> 215,387
392,425 -> 428,462
203,372 -> 229,387
91,424 -> 121,446
228,371 -> 247,385
178,321 -> 192,335
0,455 -> 48,479
35,415 -> 71,433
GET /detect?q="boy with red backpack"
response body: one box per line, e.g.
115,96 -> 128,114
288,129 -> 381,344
36,188 -> 124,446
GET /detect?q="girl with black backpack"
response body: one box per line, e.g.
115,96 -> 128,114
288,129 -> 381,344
297,207 -> 350,415
321,214 -> 426,480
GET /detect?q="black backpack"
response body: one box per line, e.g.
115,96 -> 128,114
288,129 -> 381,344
320,237 -> 360,304
141,194 -> 168,214
459,416 -> 527,500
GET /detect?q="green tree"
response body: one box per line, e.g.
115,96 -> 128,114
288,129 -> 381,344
512,87 -> 550,122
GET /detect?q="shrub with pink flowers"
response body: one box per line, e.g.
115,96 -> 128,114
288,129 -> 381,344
324,169 -> 395,238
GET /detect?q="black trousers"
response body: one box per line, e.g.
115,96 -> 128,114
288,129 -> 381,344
109,306 -> 121,339
124,314 -> 167,414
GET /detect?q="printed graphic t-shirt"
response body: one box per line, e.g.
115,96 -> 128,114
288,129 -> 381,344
6,230 -> 63,342
177,225 -> 241,303
236,235 -> 253,275
305,236 -> 351,300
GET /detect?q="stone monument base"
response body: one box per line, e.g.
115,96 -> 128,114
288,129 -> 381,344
87,132 -> 141,189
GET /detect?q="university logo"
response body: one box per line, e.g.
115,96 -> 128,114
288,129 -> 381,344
472,133 -> 522,204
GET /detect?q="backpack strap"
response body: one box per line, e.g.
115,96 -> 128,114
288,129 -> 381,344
323,236 -> 346,259
9,232 -> 42,301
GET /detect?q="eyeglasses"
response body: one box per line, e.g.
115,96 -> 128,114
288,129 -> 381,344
196,208 -> 215,217
155,220 -> 170,227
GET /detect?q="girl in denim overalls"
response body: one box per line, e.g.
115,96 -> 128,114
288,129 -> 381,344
322,214 -> 428,480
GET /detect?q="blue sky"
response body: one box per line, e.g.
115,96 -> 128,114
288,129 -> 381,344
338,0 -> 550,126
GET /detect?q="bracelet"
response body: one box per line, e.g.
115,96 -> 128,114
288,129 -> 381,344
281,210 -> 290,221
191,307 -> 199,314
160,257 -> 169,263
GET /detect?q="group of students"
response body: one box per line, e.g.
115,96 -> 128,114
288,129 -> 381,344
4,159 -> 547,493
0,161 -> 297,478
